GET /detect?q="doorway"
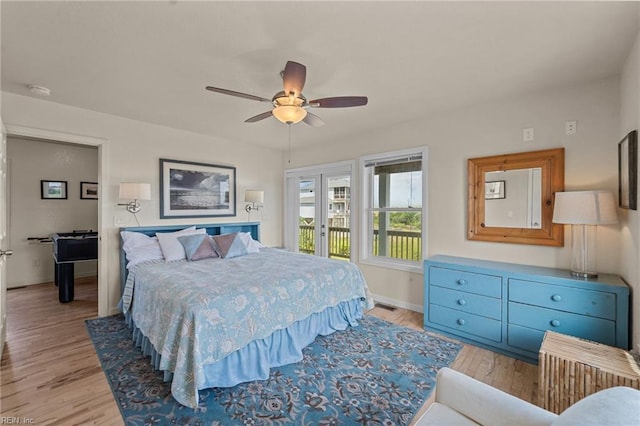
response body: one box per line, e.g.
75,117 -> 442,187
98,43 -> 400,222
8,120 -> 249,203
6,137 -> 99,294
285,161 -> 354,260
3,125 -> 108,319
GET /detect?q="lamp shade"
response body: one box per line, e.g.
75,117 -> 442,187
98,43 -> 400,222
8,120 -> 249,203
119,182 -> 151,200
553,191 -> 618,225
244,190 -> 264,204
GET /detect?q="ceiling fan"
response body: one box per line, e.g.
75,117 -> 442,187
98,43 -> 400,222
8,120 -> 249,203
205,61 -> 368,127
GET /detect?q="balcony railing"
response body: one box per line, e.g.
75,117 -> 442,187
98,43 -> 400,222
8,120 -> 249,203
298,225 -> 422,260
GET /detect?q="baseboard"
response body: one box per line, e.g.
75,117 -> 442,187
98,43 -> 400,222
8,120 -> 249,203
371,293 -> 423,314
8,279 -> 51,288
8,272 -> 97,288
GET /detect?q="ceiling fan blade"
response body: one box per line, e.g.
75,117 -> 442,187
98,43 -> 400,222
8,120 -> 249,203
282,61 -> 306,97
302,112 -> 325,127
244,110 -> 273,123
206,86 -> 272,103
309,96 -> 368,108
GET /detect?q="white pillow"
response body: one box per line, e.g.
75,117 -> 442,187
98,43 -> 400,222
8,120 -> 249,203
156,227 -> 206,261
238,232 -> 264,253
121,231 -> 164,268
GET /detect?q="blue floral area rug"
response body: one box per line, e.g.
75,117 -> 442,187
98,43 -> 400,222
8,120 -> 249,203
86,314 -> 461,425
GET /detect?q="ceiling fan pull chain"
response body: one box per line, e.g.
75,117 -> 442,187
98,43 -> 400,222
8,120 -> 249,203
288,124 -> 292,164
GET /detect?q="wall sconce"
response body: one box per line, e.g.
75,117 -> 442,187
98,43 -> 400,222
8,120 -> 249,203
118,182 -> 151,213
244,190 -> 264,213
552,190 -> 618,278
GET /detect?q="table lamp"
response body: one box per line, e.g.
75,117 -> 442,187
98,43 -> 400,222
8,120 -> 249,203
552,190 -> 618,278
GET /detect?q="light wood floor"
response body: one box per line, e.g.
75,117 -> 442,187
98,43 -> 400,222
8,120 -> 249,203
1,278 -> 538,425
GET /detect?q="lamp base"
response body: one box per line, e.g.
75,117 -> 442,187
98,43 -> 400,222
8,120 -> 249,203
570,224 -> 598,280
570,270 -> 598,279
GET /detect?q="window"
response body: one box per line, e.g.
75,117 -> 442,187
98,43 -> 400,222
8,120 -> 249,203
360,147 -> 427,272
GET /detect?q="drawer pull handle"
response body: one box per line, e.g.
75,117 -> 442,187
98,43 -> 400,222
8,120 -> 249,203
550,319 -> 561,327
457,299 -> 466,306
457,279 -> 466,286
457,318 -> 466,326
551,294 -> 562,302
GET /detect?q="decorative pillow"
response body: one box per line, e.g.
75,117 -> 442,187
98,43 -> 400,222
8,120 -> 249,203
211,232 -> 249,259
177,234 -> 219,261
156,227 -> 206,262
238,232 -> 264,253
120,231 -> 164,268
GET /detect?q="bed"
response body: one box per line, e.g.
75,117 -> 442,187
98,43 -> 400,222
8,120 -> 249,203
118,222 -> 373,408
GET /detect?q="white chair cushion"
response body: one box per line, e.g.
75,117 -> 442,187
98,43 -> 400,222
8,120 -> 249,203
552,387 -> 640,426
415,402 -> 479,425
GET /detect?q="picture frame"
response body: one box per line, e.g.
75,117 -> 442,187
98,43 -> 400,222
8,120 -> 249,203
485,180 -> 505,200
40,180 -> 67,199
159,158 -> 236,218
618,130 -> 638,210
80,181 -> 98,199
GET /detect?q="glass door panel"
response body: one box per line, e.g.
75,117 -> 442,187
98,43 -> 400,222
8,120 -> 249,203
298,177 -> 320,256
325,174 -> 351,260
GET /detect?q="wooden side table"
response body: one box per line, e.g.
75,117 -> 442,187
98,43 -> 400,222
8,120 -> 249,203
538,330 -> 640,414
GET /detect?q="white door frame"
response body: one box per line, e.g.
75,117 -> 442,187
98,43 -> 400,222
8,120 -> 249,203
1,120 -> 7,354
4,125 -> 110,317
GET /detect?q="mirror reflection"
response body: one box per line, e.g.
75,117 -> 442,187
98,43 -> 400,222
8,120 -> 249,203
484,168 -> 542,229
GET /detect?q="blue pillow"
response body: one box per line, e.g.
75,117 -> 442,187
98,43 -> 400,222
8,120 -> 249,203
210,232 -> 249,259
177,234 -> 219,261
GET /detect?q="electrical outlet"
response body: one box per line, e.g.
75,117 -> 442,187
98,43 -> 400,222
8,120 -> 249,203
565,120 -> 577,135
523,128 -> 534,142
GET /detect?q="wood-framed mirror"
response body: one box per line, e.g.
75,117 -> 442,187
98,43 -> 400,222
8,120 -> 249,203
467,148 -> 565,246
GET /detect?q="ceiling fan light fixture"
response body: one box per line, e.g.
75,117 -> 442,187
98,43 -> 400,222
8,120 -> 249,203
273,105 -> 307,124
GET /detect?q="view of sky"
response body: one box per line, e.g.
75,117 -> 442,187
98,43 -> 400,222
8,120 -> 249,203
374,171 -> 422,208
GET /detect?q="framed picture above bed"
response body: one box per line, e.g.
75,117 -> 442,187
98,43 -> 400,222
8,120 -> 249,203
159,158 -> 236,218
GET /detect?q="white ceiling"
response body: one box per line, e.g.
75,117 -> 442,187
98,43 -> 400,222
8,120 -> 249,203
2,1 -> 639,151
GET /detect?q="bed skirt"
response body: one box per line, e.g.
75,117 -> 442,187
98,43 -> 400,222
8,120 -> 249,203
124,298 -> 364,406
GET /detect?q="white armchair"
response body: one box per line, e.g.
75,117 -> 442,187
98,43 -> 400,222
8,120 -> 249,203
414,367 -> 640,426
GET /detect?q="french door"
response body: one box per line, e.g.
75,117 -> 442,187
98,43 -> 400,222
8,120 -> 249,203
285,162 -> 354,260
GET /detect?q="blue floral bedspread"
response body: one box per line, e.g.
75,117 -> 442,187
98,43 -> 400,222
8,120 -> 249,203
121,248 -> 373,408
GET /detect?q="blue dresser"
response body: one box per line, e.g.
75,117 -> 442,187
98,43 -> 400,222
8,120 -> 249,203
424,255 -> 630,363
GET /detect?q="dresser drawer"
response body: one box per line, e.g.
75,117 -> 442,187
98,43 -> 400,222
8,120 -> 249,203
509,279 -> 616,320
429,304 -> 502,342
507,324 -> 546,353
430,286 -> 501,320
508,302 -> 616,346
428,266 -> 502,298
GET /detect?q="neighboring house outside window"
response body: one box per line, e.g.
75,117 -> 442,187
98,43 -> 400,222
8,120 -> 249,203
359,147 -> 428,273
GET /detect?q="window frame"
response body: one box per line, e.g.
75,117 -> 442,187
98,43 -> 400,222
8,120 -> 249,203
359,146 -> 428,273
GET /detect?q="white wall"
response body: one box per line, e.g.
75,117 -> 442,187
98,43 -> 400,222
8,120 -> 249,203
7,137 -> 98,287
620,29 -> 640,350
1,92 -> 284,314
287,77 -> 622,313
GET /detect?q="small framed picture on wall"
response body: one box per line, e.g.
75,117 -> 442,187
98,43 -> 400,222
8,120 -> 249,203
80,181 -> 98,199
41,180 -> 67,199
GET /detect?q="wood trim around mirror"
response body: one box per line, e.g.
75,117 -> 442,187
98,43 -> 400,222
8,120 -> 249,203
467,148 -> 565,246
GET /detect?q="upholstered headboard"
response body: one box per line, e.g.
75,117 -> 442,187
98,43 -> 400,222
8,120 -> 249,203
119,221 -> 260,294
